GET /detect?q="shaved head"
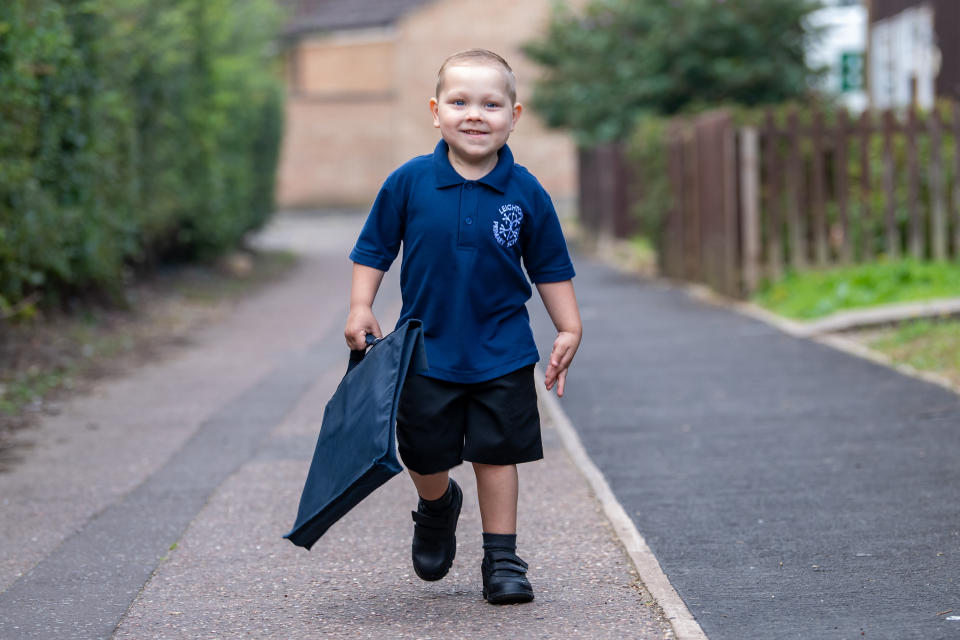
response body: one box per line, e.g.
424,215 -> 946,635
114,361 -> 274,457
436,49 -> 517,105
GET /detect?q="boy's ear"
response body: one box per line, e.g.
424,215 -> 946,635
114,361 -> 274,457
429,97 -> 440,128
511,102 -> 523,131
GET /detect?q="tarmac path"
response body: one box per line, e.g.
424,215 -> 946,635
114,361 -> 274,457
0,213 -> 670,639
529,259 -> 960,640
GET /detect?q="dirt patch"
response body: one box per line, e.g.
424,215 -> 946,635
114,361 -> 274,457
0,250 -> 299,466
836,321 -> 960,390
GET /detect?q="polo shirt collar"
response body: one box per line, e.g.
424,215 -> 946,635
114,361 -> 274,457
432,140 -> 514,193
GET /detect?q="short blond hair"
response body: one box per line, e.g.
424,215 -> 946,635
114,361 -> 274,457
435,49 -> 517,105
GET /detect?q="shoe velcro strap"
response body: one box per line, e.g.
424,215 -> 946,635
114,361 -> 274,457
486,550 -> 529,573
411,509 -> 455,529
491,561 -> 528,576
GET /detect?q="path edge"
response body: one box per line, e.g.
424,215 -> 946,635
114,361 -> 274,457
681,284 -> 960,397
535,368 -> 708,640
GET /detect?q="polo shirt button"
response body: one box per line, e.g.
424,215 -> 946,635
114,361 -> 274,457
465,217 -> 473,225
465,183 -> 474,190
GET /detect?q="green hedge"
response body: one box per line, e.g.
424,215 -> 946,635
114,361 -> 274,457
0,0 -> 284,313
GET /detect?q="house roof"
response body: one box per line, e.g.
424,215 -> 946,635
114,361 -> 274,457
280,0 -> 434,37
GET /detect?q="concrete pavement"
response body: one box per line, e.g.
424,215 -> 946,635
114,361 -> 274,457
0,213 -> 672,639
529,258 -> 960,640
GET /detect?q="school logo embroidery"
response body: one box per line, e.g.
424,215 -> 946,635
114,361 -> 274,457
493,203 -> 522,248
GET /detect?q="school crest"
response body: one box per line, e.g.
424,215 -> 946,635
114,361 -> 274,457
492,203 -> 522,248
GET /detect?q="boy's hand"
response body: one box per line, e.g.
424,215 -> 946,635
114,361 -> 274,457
345,305 -> 382,350
536,280 -> 582,398
544,330 -> 580,397
345,264 -> 386,350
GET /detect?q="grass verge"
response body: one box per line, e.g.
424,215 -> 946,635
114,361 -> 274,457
861,318 -> 960,388
753,260 -> 960,320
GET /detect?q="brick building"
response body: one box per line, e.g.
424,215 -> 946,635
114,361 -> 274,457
276,0 -> 579,210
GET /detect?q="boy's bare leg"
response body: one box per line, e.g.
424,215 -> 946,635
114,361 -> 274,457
472,463 -> 518,534
408,469 -> 450,500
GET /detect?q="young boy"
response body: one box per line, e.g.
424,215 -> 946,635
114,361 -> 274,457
344,49 -> 581,604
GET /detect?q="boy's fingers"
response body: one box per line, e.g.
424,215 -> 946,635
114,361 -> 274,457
348,329 -> 370,350
550,343 -> 567,367
557,370 -> 567,397
544,365 -> 557,389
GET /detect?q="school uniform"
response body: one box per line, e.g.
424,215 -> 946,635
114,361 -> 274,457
350,139 -> 575,474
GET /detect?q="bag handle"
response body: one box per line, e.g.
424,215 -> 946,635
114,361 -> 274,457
347,333 -> 380,373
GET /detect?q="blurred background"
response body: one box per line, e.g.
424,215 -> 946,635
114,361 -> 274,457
275,0 -> 580,212
2,0 -> 959,340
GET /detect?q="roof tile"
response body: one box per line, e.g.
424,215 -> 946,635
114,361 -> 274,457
280,0 -> 434,36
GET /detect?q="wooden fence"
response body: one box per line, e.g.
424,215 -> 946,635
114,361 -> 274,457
580,102 -> 960,299
577,144 -> 636,239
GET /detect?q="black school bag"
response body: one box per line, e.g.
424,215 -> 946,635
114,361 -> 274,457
285,319 -> 427,550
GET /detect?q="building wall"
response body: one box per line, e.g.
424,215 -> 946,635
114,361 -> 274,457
276,99 -> 396,208
275,0 -> 580,211
297,39 -> 395,96
276,29 -> 397,207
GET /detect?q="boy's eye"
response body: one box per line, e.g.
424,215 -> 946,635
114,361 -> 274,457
452,99 -> 465,106
485,102 -> 500,109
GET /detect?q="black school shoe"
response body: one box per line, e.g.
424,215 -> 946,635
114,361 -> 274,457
481,550 -> 534,604
411,479 -> 463,581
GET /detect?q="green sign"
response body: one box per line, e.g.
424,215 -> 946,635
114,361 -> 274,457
840,51 -> 864,92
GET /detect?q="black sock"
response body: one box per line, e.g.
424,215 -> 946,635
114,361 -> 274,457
482,532 -> 517,554
419,479 -> 453,513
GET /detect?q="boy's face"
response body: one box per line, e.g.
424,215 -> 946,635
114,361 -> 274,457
430,64 -> 522,171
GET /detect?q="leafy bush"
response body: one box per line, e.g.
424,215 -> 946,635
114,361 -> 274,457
523,0 -> 822,145
0,0 -> 284,314
625,116 -> 671,244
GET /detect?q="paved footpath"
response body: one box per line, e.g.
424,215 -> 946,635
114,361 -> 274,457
0,213 -> 671,640
529,259 -> 960,640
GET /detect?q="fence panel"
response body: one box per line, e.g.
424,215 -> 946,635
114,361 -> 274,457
578,101 -> 960,298
576,143 -> 636,241
748,103 -> 960,295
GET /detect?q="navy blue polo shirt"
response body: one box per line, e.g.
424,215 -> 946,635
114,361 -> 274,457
350,140 -> 576,383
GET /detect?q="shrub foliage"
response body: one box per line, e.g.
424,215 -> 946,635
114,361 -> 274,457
0,0 -> 284,313
523,0 -> 822,145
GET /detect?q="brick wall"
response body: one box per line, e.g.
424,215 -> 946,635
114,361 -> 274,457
276,98 -> 396,208
276,29 -> 397,207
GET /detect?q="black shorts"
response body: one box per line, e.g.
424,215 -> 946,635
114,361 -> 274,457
396,364 -> 542,475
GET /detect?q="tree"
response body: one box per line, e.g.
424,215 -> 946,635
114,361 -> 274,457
523,0 -> 823,143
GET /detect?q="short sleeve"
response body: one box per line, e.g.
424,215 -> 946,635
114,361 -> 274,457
521,186 -> 576,283
349,173 -> 405,271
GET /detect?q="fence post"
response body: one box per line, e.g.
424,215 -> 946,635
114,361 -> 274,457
683,126 -> 701,282
953,102 -> 960,260
811,108 -> 828,265
721,113 -> 739,297
577,147 -> 596,234
906,106 -> 922,259
739,127 -> 760,295
786,110 -> 806,269
665,122 -> 686,280
882,110 -> 899,259
929,107 -> 946,261
763,111 -> 783,280
835,109 -> 852,263
858,111 -> 874,261
599,144 -> 618,250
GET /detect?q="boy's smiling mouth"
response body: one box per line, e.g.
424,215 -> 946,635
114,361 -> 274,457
461,129 -> 488,135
